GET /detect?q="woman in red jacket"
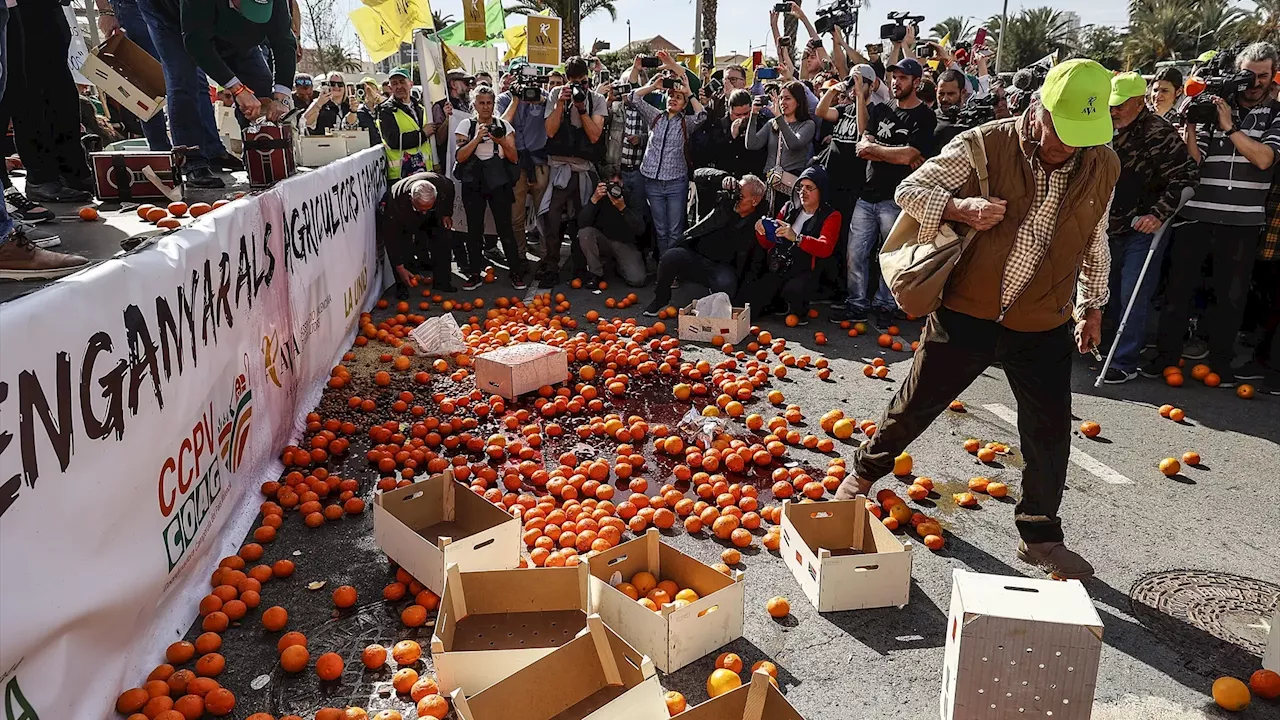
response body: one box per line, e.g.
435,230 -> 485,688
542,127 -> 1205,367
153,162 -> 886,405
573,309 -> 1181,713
744,164 -> 840,323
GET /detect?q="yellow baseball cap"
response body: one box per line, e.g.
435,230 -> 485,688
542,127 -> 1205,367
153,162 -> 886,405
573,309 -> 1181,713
1040,59 -> 1114,148
1109,72 -> 1147,106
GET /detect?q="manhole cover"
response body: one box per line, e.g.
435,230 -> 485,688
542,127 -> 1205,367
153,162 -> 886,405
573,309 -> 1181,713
1130,570 -> 1278,677
268,600 -> 436,717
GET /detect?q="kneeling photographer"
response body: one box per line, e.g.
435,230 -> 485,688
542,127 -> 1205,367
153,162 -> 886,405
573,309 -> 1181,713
741,165 -> 839,320
643,170 -> 767,316
1148,41 -> 1280,386
455,85 -> 526,291
577,175 -> 647,289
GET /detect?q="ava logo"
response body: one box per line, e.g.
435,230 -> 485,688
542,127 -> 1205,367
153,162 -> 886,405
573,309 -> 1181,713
537,22 -> 551,43
470,0 -> 481,13
217,372 -> 253,474
262,328 -> 301,389
1082,96 -> 1097,115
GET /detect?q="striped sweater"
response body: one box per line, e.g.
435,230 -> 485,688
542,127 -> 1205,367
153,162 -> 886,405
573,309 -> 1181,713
1181,99 -> 1280,227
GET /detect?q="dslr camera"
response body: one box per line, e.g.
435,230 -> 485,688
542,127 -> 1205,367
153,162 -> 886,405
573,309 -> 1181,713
571,82 -> 590,104
815,0 -> 860,34
512,65 -> 544,102
606,181 -> 624,199
717,175 -> 741,206
1173,45 -> 1256,126
486,121 -> 507,139
660,71 -> 684,91
880,11 -> 923,42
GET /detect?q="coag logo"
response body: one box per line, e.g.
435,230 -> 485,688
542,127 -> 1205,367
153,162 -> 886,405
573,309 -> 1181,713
218,372 -> 253,474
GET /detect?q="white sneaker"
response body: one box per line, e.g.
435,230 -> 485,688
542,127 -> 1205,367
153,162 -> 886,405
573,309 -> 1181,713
15,221 -> 60,248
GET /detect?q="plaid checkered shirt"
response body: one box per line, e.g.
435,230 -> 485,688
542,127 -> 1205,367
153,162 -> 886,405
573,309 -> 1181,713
620,104 -> 646,172
896,121 -> 1113,315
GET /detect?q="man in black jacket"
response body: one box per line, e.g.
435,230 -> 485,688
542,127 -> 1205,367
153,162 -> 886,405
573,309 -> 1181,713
380,172 -> 456,296
643,170 -> 767,315
177,0 -> 296,123
690,89 -> 767,214
578,175 -> 647,289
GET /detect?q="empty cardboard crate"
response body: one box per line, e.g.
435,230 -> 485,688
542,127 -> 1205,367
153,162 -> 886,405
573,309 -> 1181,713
297,135 -> 349,167
677,671 -> 805,720
474,342 -> 569,399
678,302 -> 751,345
433,562 -> 591,695
82,33 -> 166,121
451,615 -> 667,720
588,528 -> 745,673
779,497 -> 912,612
373,470 -> 520,595
941,569 -> 1104,720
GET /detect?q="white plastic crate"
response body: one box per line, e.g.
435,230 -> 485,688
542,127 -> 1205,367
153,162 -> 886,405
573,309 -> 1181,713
779,497 -> 912,612
941,569 -> 1103,720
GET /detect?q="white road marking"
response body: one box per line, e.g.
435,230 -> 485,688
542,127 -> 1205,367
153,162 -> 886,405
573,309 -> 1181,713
981,403 -> 1135,485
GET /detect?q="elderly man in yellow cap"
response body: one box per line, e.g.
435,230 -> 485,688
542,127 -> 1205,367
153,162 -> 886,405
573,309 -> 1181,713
1098,72 -> 1199,385
835,60 -> 1121,579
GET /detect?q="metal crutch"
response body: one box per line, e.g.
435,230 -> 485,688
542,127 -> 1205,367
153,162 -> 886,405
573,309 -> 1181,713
1094,187 -> 1196,388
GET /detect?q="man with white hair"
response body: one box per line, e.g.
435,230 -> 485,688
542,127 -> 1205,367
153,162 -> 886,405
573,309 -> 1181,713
380,171 -> 456,296
835,60 -> 1121,580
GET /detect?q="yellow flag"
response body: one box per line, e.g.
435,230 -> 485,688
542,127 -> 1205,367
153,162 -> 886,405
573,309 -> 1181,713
741,57 -> 754,86
678,53 -> 699,76
350,5 -> 405,62
503,25 -> 528,62
939,32 -> 951,48
441,42 -> 465,71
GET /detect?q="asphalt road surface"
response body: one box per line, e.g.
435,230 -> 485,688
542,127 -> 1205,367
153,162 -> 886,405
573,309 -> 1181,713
177,275 -> 1280,720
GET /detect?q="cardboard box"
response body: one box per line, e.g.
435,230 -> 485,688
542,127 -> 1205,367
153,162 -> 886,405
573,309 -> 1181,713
81,33 -> 166,122
940,569 -> 1104,720
334,129 -> 374,152
432,563 -> 591,695
779,497 -> 912,613
451,615 -> 667,720
677,670 -> 806,720
373,470 -> 520,595
1265,607 -> 1279,672
297,135 -> 350,167
474,342 -> 568,399
588,528 -> 745,673
678,302 -> 751,345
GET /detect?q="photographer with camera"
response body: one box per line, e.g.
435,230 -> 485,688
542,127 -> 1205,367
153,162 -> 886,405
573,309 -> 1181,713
745,165 -> 840,320
831,57 -> 935,327
629,63 -> 708,257
455,85 -> 524,291
747,81 -> 816,213
497,60 -> 550,270
770,3 -> 837,80
643,171 -> 768,316
577,175 -> 647,289
1146,42 -> 1280,386
1100,73 -> 1198,384
432,69 -> 474,166
600,79 -> 648,207
537,56 -> 609,288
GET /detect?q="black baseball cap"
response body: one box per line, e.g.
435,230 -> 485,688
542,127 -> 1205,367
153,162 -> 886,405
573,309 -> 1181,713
887,58 -> 924,77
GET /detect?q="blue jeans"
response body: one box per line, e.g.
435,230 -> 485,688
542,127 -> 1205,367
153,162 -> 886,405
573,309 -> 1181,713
0,4 -> 12,244
621,168 -> 647,219
135,0 -> 226,167
645,177 -> 688,257
110,0 -> 170,151
1106,230 -> 1162,372
845,198 -> 899,315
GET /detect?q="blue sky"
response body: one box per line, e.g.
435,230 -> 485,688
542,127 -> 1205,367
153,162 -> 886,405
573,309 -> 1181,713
334,0 -> 1135,61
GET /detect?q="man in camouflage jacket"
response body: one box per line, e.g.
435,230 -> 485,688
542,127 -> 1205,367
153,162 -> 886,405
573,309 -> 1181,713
1100,73 -> 1199,384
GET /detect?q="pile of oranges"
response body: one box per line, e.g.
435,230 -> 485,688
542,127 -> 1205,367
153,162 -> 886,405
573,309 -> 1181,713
615,570 -> 704,611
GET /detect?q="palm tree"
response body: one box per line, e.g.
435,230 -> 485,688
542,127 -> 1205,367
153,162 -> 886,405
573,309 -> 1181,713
702,0 -> 719,59
316,43 -> 362,73
1237,0 -> 1280,41
431,9 -> 455,31
988,7 -> 1077,70
1124,0 -> 1247,70
1077,25 -> 1126,69
505,0 -> 619,57
929,16 -> 975,45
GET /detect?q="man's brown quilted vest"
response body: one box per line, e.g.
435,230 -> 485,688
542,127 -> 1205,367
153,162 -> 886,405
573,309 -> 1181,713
943,119 -> 1120,332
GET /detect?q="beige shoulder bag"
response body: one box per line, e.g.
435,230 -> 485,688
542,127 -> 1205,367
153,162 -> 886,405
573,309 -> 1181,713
879,130 -> 989,318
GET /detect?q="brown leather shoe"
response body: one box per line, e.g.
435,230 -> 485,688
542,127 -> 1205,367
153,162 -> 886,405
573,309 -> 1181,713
0,231 -> 90,280
1017,540 -> 1095,580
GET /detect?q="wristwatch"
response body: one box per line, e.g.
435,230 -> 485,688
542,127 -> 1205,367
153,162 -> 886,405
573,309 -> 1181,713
1225,125 -> 1241,136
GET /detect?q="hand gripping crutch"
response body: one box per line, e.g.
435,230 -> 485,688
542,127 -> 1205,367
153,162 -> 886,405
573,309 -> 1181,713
1094,187 -> 1196,388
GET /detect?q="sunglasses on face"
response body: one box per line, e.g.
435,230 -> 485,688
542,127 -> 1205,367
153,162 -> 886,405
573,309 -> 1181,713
295,80 -> 312,87
326,81 -> 345,87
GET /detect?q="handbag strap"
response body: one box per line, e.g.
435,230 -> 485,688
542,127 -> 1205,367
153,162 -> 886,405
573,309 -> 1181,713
960,130 -> 990,243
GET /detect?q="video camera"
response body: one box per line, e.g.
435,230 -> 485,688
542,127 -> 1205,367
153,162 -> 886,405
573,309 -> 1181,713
956,93 -> 998,127
1173,45 -> 1255,126
511,65 -> 545,102
815,0 -> 861,35
880,11 -> 923,42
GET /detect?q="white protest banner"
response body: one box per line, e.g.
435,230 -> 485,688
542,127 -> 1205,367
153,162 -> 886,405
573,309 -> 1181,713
0,148 -> 388,719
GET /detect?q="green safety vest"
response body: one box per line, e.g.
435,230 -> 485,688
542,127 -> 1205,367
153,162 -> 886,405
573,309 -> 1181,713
379,102 -> 434,179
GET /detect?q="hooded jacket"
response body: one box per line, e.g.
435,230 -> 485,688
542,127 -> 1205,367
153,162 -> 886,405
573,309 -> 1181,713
755,165 -> 840,271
